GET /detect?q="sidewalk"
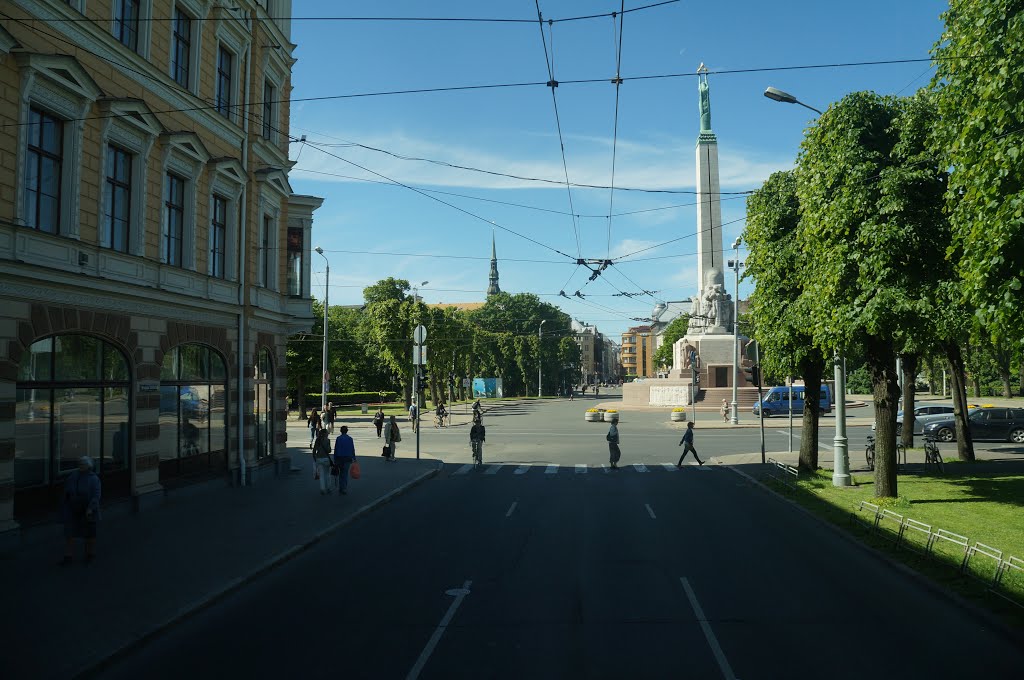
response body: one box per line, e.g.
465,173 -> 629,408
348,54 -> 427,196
2,444 -> 441,680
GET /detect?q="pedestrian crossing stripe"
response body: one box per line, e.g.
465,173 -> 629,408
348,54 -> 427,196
450,463 -> 710,476
633,464 -> 648,472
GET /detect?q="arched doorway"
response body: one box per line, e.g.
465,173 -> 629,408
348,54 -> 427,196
14,335 -> 132,520
158,344 -> 228,481
254,348 -> 274,462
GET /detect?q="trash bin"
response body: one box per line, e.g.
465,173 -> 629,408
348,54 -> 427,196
361,403 -> 368,414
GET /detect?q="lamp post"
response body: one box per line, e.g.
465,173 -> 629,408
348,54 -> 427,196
314,246 -> 328,412
409,281 -> 428,420
729,237 -> 741,425
538,319 -> 546,398
764,86 -> 849,486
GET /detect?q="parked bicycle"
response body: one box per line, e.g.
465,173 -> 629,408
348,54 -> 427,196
923,434 -> 944,474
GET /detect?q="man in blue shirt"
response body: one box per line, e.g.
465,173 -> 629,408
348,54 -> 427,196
333,425 -> 357,494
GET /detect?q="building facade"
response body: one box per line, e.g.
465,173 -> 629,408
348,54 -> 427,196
0,0 -> 322,539
621,325 -> 656,378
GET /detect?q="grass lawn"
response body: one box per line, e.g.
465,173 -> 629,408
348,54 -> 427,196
766,467 -> 1024,628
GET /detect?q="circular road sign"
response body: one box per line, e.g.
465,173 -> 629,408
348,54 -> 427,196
414,325 -> 427,345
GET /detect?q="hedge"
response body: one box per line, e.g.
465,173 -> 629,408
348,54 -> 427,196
303,391 -> 400,406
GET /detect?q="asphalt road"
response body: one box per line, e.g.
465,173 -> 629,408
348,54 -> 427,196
99,404 -> 1024,678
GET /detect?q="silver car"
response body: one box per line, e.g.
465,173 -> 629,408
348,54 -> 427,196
872,404 -> 956,436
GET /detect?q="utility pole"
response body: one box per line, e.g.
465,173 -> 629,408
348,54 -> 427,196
538,320 -> 546,398
413,324 -> 427,460
314,247 -> 329,412
729,237 -> 741,425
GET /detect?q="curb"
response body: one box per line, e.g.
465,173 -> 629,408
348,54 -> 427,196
77,461 -> 444,679
724,464 -> 1024,647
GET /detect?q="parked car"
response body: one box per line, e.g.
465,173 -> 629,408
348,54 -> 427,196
922,407 -> 1024,443
872,404 -> 956,435
752,385 -> 832,417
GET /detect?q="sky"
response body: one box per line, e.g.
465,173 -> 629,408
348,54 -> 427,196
288,0 -> 947,340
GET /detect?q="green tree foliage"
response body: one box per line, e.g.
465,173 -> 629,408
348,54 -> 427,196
652,316 -> 690,369
744,169 -> 827,471
932,1 -> 1024,339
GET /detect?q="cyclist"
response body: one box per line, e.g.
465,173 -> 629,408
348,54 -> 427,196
470,416 -> 486,465
472,399 -> 482,420
436,403 -> 448,427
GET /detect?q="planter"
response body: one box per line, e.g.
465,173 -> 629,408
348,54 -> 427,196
584,411 -> 602,422
670,411 -> 687,422
603,412 -> 619,423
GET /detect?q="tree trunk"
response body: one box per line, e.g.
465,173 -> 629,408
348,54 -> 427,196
992,342 -> 1013,398
403,381 -> 411,409
797,357 -> 824,472
900,353 -> 918,450
297,374 -> 307,420
943,342 -> 976,462
867,337 -> 900,498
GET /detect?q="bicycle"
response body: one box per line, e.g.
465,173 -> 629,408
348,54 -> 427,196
865,434 -> 876,471
923,434 -> 944,474
433,411 -> 449,429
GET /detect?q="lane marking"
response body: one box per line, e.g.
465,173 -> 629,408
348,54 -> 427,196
406,580 -> 473,680
505,501 -> 518,517
645,503 -> 657,519
545,465 -> 558,474
633,464 -> 648,472
575,464 -> 588,474
662,463 -> 678,472
514,465 -> 530,475
680,577 -> 737,680
484,464 -> 504,475
452,464 -> 473,476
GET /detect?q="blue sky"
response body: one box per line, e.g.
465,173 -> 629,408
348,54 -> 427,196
289,1 -> 946,339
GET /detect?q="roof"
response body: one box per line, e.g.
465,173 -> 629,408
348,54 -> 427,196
429,302 -> 486,312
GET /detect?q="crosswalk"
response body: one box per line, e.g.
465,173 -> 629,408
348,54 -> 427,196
449,462 -> 713,477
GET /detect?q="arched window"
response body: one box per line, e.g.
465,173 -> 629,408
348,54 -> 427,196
14,335 -> 131,518
254,348 -> 273,461
158,344 -> 227,479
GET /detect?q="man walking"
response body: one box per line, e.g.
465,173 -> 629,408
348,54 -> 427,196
677,421 -> 704,466
333,426 -> 357,494
409,401 -> 419,433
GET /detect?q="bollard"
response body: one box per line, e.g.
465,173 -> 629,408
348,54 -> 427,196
361,403 -> 368,414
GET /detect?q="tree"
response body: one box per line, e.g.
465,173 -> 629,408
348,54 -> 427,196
744,169 -> 828,472
653,316 -> 690,370
286,298 -> 325,418
797,92 -> 947,496
932,1 -> 1024,340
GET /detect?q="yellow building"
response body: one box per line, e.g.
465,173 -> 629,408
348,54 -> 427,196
0,0 -> 322,539
621,325 -> 656,378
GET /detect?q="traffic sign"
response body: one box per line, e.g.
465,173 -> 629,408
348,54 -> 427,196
745,340 -> 758,362
462,377 -> 471,388
414,325 -> 427,345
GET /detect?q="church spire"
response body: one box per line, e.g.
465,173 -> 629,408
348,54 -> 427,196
487,231 -> 501,296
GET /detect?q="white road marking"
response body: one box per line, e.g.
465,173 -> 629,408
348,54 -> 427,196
514,465 -> 530,475
575,464 -> 588,474
633,464 -> 648,472
545,465 -> 558,474
662,463 -> 678,472
452,464 -> 473,476
406,580 -> 473,680
601,464 -> 610,473
505,501 -> 518,517
680,577 -> 737,680
645,503 -> 657,519
484,464 -> 504,475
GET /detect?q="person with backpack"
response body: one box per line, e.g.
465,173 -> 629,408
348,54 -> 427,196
333,426 -> 357,494
373,408 -> 385,437
470,417 -> 486,465
383,415 -> 401,461
607,421 -> 621,469
312,429 -> 334,495
677,421 -> 704,466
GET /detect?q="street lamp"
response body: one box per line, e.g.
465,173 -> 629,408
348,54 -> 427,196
763,86 -> 849,487
411,280 -> 429,303
538,319 -> 547,398
728,237 -> 741,425
314,246 -> 329,412
763,87 -> 823,115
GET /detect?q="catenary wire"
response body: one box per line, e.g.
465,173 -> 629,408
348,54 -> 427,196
606,1 -> 626,258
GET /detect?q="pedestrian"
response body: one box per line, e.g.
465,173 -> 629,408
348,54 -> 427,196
569,386 -> 574,401
307,408 -> 321,447
373,408 -> 385,437
720,399 -> 729,422
384,415 -> 401,461
409,401 -> 419,433
323,402 -> 335,434
607,421 -> 621,469
677,421 -> 704,466
333,425 -> 357,494
470,417 -> 486,465
311,428 -> 334,494
59,456 -> 101,565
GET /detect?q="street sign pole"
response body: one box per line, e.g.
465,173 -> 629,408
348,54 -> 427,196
413,325 -> 427,460
754,342 -> 766,464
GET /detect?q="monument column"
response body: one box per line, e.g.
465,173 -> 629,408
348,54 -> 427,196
694,64 -> 723,307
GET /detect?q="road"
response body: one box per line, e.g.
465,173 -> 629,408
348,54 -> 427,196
98,400 -> 1024,679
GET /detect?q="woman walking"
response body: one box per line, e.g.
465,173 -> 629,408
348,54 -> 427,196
373,408 -> 385,437
383,415 -> 401,461
607,421 -> 621,469
312,429 -> 334,495
307,408 -> 322,447
720,399 -> 729,422
59,456 -> 101,564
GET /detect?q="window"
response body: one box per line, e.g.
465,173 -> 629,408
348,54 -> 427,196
211,195 -> 227,278
165,173 -> 185,267
24,108 -> 63,234
262,80 -> 275,140
286,226 -> 303,296
114,0 -> 140,52
158,344 -> 228,479
104,145 -> 132,253
260,215 -> 272,287
216,46 -> 233,118
171,8 -> 191,87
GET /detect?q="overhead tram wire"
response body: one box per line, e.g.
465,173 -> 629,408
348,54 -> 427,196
612,215 -> 748,262
534,1 -> 583,258
606,1 -> 626,259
